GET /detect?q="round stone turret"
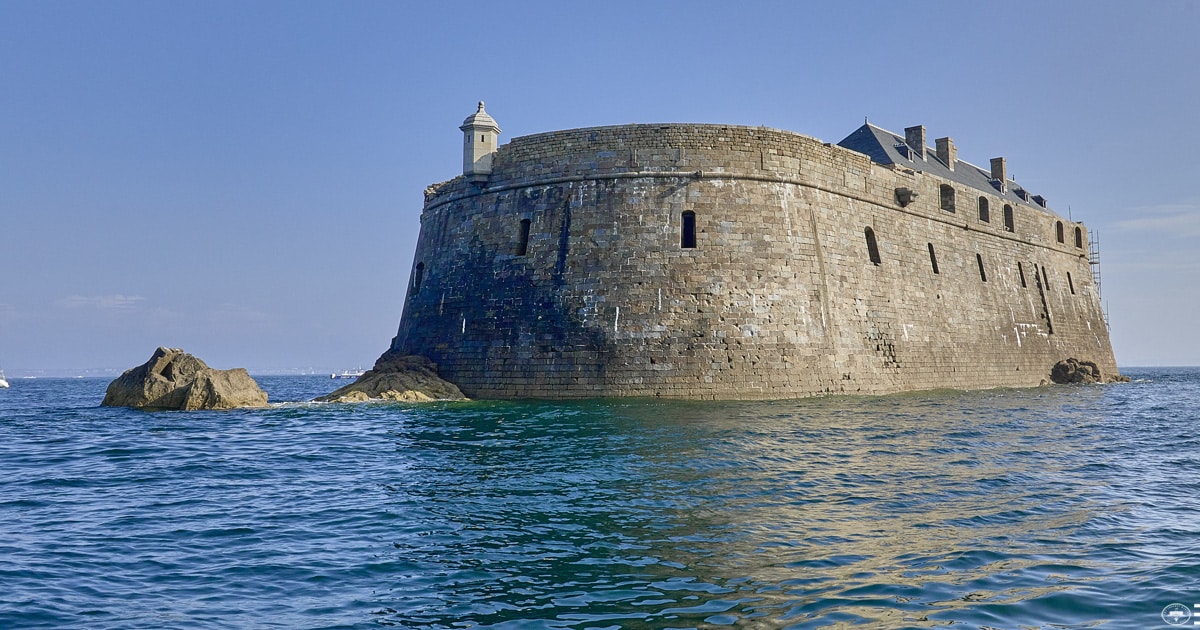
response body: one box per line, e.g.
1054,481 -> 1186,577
460,101 -> 501,182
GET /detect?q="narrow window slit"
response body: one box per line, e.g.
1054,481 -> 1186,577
412,262 -> 425,294
681,211 -> 697,248
865,227 -> 881,265
976,253 -> 987,282
927,243 -> 939,274
516,218 -> 531,256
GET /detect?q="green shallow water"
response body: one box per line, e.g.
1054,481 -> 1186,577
0,369 -> 1196,629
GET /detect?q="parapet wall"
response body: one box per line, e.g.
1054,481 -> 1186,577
394,124 -> 1116,399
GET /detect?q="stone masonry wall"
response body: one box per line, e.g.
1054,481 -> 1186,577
393,124 -> 1116,399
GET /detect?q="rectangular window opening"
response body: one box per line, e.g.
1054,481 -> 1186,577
928,243 -> 939,274
1017,262 -> 1027,288
681,211 -> 697,249
976,253 -> 987,282
1067,271 -> 1075,294
516,218 -> 531,256
940,185 -> 955,213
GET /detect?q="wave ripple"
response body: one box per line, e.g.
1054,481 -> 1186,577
0,370 -> 1196,629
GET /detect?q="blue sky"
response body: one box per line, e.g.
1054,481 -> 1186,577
2,0 -> 1197,374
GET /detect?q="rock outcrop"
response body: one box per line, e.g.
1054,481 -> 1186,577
1050,358 -> 1128,384
102,347 -> 268,410
317,350 -> 466,402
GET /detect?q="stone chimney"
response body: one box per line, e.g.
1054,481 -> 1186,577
460,101 -> 501,183
904,126 -> 927,160
990,157 -> 1007,191
935,137 -> 956,171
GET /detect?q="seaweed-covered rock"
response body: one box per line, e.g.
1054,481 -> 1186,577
1050,357 -> 1127,384
102,347 -> 268,410
317,350 -> 465,402
1051,358 -> 1101,384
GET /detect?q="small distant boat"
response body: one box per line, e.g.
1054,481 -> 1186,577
330,369 -> 364,379
0,370 -> 9,389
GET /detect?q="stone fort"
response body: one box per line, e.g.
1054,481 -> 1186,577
388,102 -> 1118,399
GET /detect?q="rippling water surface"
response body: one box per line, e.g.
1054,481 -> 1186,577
1,369 -> 1198,629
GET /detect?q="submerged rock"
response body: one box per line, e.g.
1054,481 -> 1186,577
317,350 -> 466,402
102,347 -> 268,410
1050,358 -> 1128,384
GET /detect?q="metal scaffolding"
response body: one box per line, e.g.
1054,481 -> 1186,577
1089,231 -> 1107,324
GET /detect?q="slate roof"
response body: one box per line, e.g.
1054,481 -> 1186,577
837,123 -> 1062,217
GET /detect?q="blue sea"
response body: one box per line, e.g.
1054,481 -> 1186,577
1,369 -> 1198,629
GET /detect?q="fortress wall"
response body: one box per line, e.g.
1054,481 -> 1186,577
396,125 -> 1115,399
